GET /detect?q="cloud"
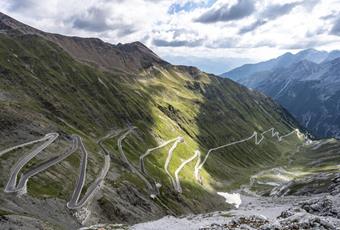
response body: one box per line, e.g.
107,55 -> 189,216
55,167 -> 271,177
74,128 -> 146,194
239,1 -> 306,34
153,38 -> 203,47
302,0 -> 320,11
1,0 -> 340,70
168,0 -> 217,14
330,18 -> 340,36
195,0 -> 255,23
280,38 -> 332,49
151,27 -> 206,47
251,40 -> 276,48
239,19 -> 267,34
320,11 -> 339,21
116,26 -> 137,37
71,7 -> 112,32
261,1 -> 301,20
8,0 -> 35,12
67,5 -> 137,37
205,38 -> 237,48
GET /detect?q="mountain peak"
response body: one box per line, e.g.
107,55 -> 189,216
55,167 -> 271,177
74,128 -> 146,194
281,52 -> 294,57
0,11 -> 167,73
295,48 -> 328,63
298,48 -> 318,53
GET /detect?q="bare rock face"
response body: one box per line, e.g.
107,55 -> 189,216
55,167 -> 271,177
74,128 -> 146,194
200,215 -> 269,229
329,175 -> 340,195
263,195 -> 340,229
199,195 -> 340,230
300,196 -> 339,218
72,208 -> 91,225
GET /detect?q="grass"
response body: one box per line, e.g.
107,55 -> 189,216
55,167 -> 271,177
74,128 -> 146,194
0,209 -> 12,216
246,138 -> 340,195
0,31 -> 308,216
28,178 -> 65,198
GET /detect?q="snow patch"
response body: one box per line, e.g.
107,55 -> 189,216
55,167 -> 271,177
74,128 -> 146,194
217,192 -> 242,208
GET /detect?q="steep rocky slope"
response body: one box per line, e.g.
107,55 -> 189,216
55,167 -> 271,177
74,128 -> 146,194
0,13 -> 306,229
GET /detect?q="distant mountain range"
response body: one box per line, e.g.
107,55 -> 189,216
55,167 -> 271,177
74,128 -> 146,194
222,49 -> 340,138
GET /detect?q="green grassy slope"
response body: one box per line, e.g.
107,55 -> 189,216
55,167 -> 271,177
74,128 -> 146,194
0,28 -> 303,226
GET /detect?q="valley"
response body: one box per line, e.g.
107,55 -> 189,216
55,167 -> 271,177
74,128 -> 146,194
0,11 -> 339,230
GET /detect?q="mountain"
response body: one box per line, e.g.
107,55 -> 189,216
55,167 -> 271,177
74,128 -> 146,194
324,50 -> 340,62
223,48 -> 340,138
0,12 -> 167,73
221,48 -> 339,82
0,12 -> 324,229
258,58 -> 340,138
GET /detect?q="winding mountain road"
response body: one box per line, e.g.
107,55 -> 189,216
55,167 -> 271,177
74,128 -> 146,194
0,127 -> 306,206
174,150 -> 201,193
0,133 -> 58,158
139,137 -> 182,174
194,128 -> 306,183
67,135 -> 111,209
117,128 -> 156,195
4,133 -> 59,193
0,133 -> 112,209
138,136 -> 185,194
164,137 -> 184,190
13,136 -> 78,195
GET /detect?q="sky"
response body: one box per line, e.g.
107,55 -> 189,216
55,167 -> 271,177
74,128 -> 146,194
1,0 -> 340,74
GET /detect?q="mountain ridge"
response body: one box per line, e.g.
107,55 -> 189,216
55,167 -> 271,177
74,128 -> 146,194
221,48 -> 340,82
0,12 -> 167,73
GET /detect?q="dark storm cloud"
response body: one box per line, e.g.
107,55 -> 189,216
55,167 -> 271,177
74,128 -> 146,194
152,38 -> 203,47
195,0 -> 255,23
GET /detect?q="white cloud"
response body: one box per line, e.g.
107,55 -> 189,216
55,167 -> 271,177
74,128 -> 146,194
1,0 -> 340,74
